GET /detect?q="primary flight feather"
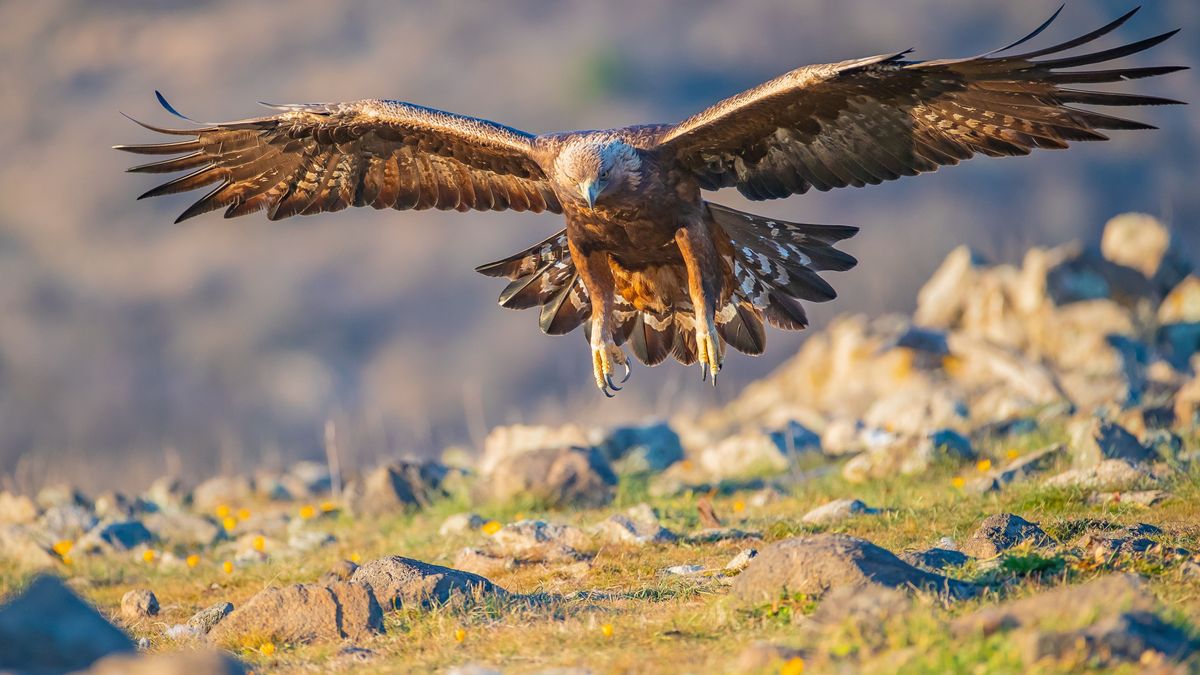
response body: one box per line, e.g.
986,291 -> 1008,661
116,6 -> 1185,396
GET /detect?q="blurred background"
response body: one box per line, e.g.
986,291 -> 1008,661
0,0 -> 1195,490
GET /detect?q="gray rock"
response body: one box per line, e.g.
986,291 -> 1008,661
142,511 -> 223,547
969,444 -> 1067,494
35,484 -> 90,509
187,601 -> 234,634
350,556 -> 506,610
768,420 -> 822,456
731,534 -> 976,602
899,548 -> 970,571
663,564 -> 705,576
93,492 -> 151,520
1045,459 -> 1157,490
0,491 -> 38,524
724,548 -> 758,572
484,446 -> 617,508
0,524 -> 57,568
143,476 -> 189,510
960,514 -> 1054,558
191,475 -> 254,512
594,513 -> 677,546
800,498 -> 879,525
85,520 -> 155,552
1069,418 -> 1154,468
487,520 -> 587,562
320,559 -> 361,584
39,503 -> 97,539
900,429 -> 977,476
82,650 -> 247,675
283,460 -> 333,498
439,512 -> 486,536
596,422 -> 684,473
0,575 -> 136,672
208,582 -> 383,645
347,460 -> 449,516
288,529 -> 336,552
119,589 -> 158,621
1087,490 -> 1171,507
453,548 -> 515,576
731,642 -> 806,672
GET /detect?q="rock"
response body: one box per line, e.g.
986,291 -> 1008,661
191,475 -> 254,512
487,520 -> 587,561
1101,213 -> 1177,279
350,556 -> 505,610
698,431 -> 788,479
1160,322 -> 1200,371
804,585 -> 913,655
143,477 -> 189,510
1159,276 -> 1200,324
1068,418 -> 1154,468
594,508 -> 677,545
484,446 -> 617,508
800,499 -> 879,525
663,564 -> 705,576
724,548 -> 758,572
900,428 -> 976,475
1045,459 -> 1157,490
0,524 -> 57,568
93,492 -> 150,520
0,575 -> 135,672
142,511 -> 222,547
480,423 -> 592,476
36,484 -> 90,509
208,582 -> 383,645
915,245 -> 988,327
899,548 -> 970,571
595,421 -> 684,473
768,420 -> 822,456
863,386 -> 968,438
82,650 -> 247,675
439,512 -> 486,536
347,460 -> 449,516
281,460 -> 333,499
731,642 -> 806,672
162,624 -> 205,641
320,559 -> 360,584
288,529 -> 336,552
953,574 -> 1194,666
1076,531 -> 1158,559
731,534 -> 975,602
960,514 -> 1053,558
821,418 -> 866,456
453,548 -> 515,576
81,520 -> 155,552
1087,490 -> 1171,507
119,589 -> 158,621
968,444 -> 1066,494
38,503 -> 97,539
0,491 -> 37,524
187,601 -> 234,634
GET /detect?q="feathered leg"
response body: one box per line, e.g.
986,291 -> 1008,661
569,241 -> 630,397
676,220 -> 725,384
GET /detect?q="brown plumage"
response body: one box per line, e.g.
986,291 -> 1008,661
116,7 -> 1184,396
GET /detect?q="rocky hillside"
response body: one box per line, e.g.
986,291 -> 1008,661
1,213 -> 1198,673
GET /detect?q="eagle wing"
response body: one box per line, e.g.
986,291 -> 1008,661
115,93 -> 560,223
655,7 -> 1185,200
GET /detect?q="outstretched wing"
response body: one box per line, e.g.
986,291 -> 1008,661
655,7 -> 1186,200
115,93 -> 561,222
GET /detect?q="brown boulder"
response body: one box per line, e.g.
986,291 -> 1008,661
350,556 -> 506,610
960,514 -> 1054,558
207,582 -> 383,645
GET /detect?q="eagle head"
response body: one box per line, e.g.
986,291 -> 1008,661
556,140 -> 642,209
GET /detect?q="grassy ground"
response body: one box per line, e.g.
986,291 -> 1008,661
3,427 -> 1199,674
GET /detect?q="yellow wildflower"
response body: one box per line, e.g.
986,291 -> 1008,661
186,554 -> 200,568
733,500 -> 746,514
215,504 -> 231,519
252,535 -> 266,553
976,459 -> 993,473
299,504 -> 317,520
222,517 -> 238,532
601,623 -> 614,638
350,552 -> 362,563
320,501 -> 337,513
52,540 -> 74,556
481,520 -> 502,535
236,507 -> 251,521
222,560 -> 234,574
951,476 -> 966,490
142,549 -> 157,563
260,642 -> 276,656
454,628 -> 466,643
781,656 -> 805,675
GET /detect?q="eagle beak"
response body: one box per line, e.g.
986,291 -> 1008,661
579,180 -> 599,209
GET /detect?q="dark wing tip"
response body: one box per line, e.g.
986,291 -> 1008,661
155,90 -> 195,122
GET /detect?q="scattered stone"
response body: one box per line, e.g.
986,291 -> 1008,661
142,511 -> 222,547
187,601 -> 234,634
350,556 -> 506,610
1076,531 -> 1158,559
689,528 -> 763,543
81,520 -> 155,552
484,446 -> 617,509
36,484 -> 90,509
595,421 -> 685,473
953,574 -> 1194,666
347,460 -> 449,516
0,575 -> 136,672
663,564 -> 705,576
162,624 -> 204,641
319,559 -> 360,585
800,499 -> 879,525
698,431 -> 788,479
142,477 -> 189,510
724,548 -> 758,572
821,418 -> 866,456
768,420 -> 822,456
1087,490 -> 1171,507
804,585 -> 913,654
969,444 -> 1066,494
93,492 -> 150,520
0,524 -> 58,568
83,650 -> 247,675
38,503 -> 98,539
960,514 -> 1054,558
439,512 -> 486,536
732,534 -> 976,602
0,491 -> 38,524
120,589 -> 158,621
288,529 -> 336,552
1160,275 -> 1200,324
191,475 -> 254,512
1068,417 -> 1154,468
282,461 -> 333,498
900,548 -> 970,571
732,643 -> 806,672
453,548 -> 515,576
487,520 -> 587,561
479,423 -> 592,476
1100,213 -> 1180,281
208,582 -> 383,645
1045,459 -> 1157,490
594,513 -> 677,546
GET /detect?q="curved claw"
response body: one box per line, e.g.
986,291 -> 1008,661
620,360 -> 632,384
605,373 -> 622,392
602,385 -> 615,398
701,363 -> 709,383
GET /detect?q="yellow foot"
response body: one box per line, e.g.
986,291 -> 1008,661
591,340 -> 631,398
696,321 -> 724,386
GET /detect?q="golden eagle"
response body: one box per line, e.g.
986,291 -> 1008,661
117,7 -> 1183,396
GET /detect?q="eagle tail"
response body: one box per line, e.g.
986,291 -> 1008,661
707,201 -> 858,351
476,230 -> 592,337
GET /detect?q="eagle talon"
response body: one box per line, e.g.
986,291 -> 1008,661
620,361 -> 632,384
696,325 -> 723,387
591,339 -> 629,397
605,373 -> 622,392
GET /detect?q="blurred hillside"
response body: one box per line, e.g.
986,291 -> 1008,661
0,0 -> 1196,489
